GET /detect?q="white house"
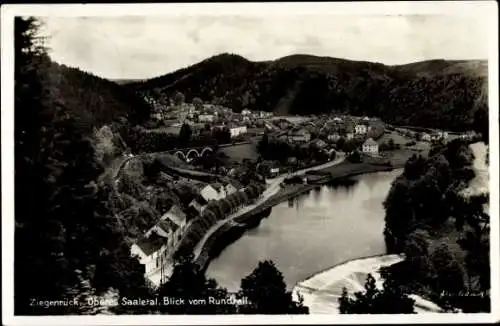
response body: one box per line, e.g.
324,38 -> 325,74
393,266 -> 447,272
130,232 -> 171,282
328,133 -> 341,142
311,139 -> 328,150
460,131 -> 476,140
355,123 -> 368,135
161,205 -> 187,240
200,184 -> 220,202
288,128 -> 311,143
269,167 -> 280,177
362,138 -> 379,155
242,109 -> 252,116
130,209 -> 184,284
229,125 -> 248,138
199,114 -> 215,122
211,182 -> 227,199
421,133 -> 431,142
188,198 -> 205,215
199,183 -> 228,201
431,131 -> 448,141
225,182 -> 238,196
436,131 -> 449,140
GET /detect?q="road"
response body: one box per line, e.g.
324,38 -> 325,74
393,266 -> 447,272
192,154 -> 346,259
266,152 -> 346,185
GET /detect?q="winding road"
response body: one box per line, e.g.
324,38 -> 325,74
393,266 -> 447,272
192,154 -> 346,260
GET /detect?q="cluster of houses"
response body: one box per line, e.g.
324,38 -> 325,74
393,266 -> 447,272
397,127 -> 478,143
152,102 -> 278,141
130,180 -> 241,287
417,130 -> 478,142
267,116 -> 383,156
145,93 -> 278,141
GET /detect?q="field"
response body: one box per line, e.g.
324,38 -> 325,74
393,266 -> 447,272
219,143 -> 259,163
384,149 -> 427,166
378,130 -> 431,153
378,130 -> 413,145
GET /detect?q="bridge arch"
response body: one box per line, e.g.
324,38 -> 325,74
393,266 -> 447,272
174,151 -> 186,160
200,147 -> 214,157
186,149 -> 200,160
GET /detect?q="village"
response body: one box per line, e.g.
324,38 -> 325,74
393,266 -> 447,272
125,93 -> 481,288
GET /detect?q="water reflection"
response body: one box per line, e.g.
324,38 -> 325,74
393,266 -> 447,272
206,169 -> 403,292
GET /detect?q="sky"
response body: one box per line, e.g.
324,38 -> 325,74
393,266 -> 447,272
40,13 -> 490,80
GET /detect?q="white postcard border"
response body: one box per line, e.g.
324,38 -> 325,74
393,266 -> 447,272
2,1 -> 499,325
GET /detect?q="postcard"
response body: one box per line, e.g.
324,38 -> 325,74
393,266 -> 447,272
1,1 -> 498,325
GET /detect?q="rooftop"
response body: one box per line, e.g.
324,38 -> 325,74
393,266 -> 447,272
161,205 -> 187,227
157,218 -> 179,234
211,182 -> 225,192
363,138 -> 378,146
135,231 -> 166,256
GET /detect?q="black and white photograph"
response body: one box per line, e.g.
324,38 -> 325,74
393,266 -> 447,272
2,1 -> 499,325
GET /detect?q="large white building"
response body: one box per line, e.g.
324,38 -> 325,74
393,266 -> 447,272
130,205 -> 188,286
355,123 -> 368,135
362,138 -> 379,155
229,125 -> 248,138
199,114 -> 215,122
200,184 -> 220,202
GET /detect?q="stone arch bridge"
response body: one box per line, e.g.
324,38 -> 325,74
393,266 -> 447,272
169,146 -> 215,161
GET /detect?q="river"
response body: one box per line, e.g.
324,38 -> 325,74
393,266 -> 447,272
205,168 -> 403,292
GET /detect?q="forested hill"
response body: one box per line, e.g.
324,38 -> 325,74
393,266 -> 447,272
41,60 -> 152,133
128,53 -> 488,135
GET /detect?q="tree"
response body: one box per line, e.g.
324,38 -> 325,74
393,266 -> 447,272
347,150 -> 363,163
157,253 -> 236,314
212,126 -> 231,144
336,137 -> 346,150
257,133 -> 269,154
429,243 -> 467,297
192,97 -> 203,110
219,198 -> 233,214
403,230 -> 433,279
339,274 -> 415,314
403,154 -> 427,180
174,91 -> 185,105
14,17 -> 153,315
238,260 -> 309,314
342,139 -> 358,153
178,123 -> 192,147
382,139 -> 491,312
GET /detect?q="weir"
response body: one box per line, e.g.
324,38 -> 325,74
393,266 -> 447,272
292,254 -> 443,314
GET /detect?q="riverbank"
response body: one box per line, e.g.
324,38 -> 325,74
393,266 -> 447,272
195,159 -> 406,273
291,253 -> 443,314
268,160 -> 403,208
196,208 -> 273,272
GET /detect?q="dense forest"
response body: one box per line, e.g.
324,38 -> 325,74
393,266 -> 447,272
382,140 -> 490,312
128,53 -> 489,136
13,17 -> 308,315
14,17 -> 157,315
339,139 -> 490,314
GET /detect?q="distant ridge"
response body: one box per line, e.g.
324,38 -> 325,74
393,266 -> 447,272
112,78 -> 146,85
127,53 -> 488,134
